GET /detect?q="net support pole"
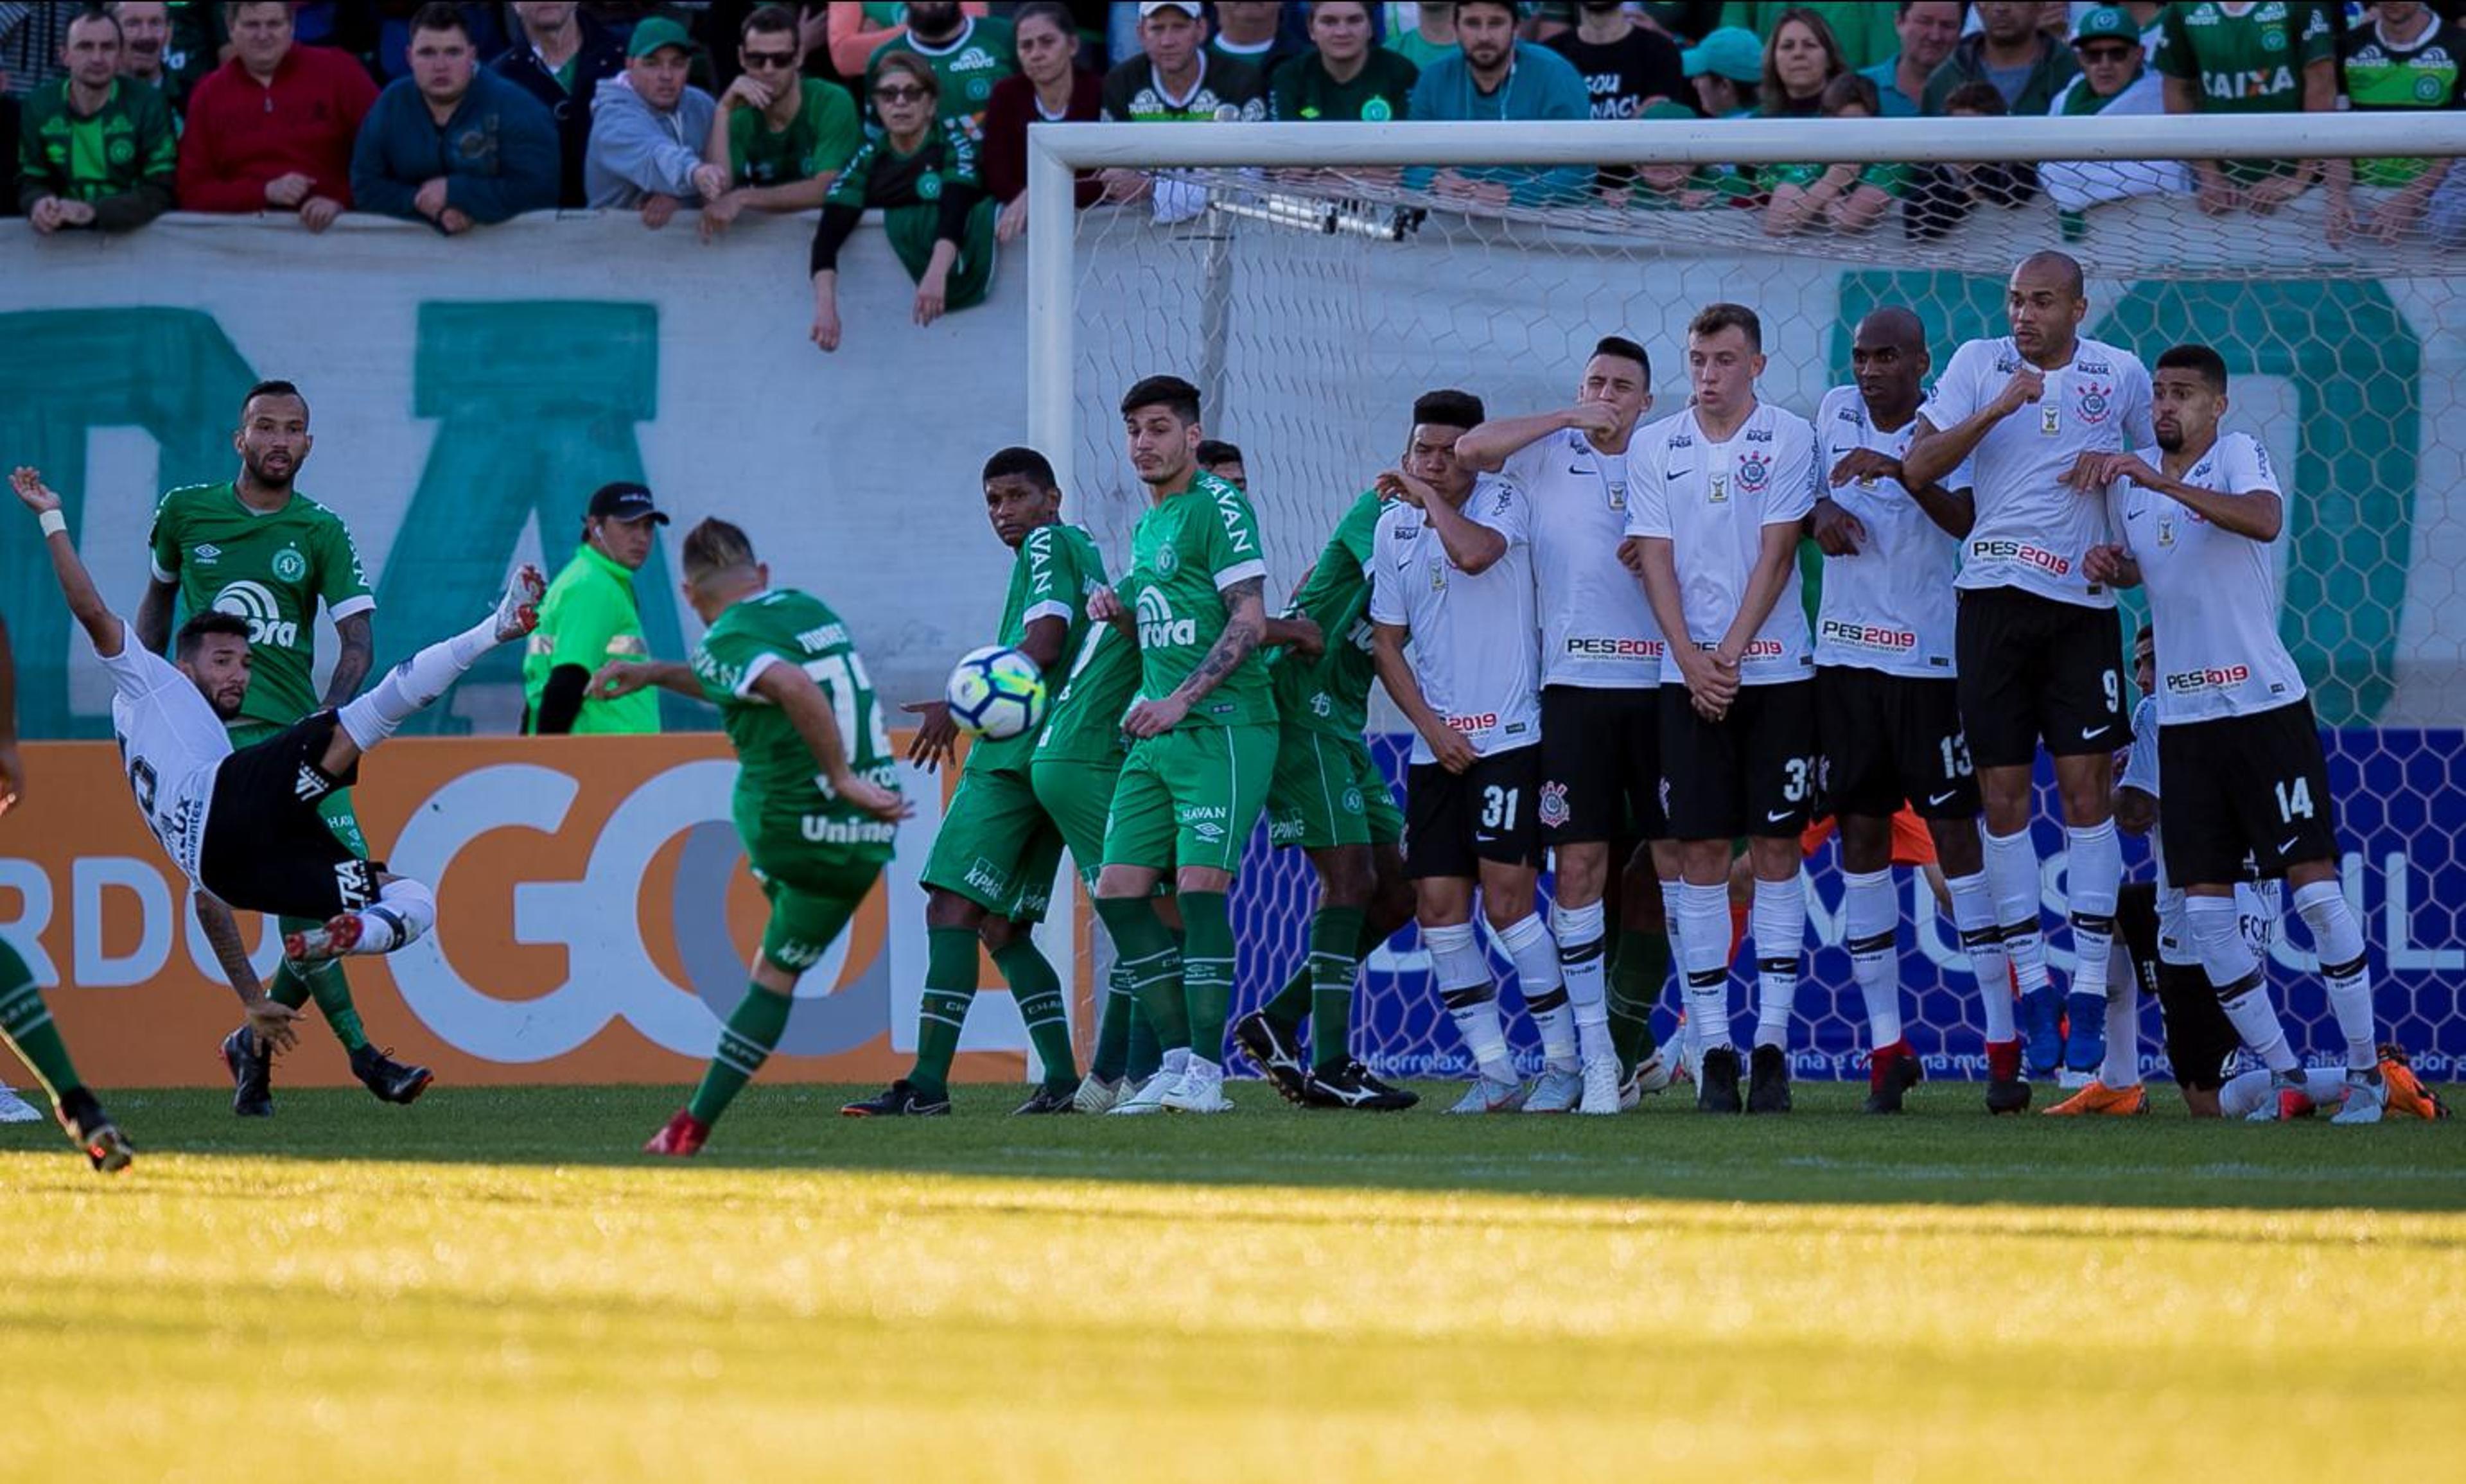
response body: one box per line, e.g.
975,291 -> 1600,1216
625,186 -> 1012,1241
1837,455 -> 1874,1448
1196,206 -> 1237,442
1026,130 -> 1078,501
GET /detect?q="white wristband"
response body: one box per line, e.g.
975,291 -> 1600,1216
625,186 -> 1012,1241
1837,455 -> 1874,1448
37,510 -> 66,537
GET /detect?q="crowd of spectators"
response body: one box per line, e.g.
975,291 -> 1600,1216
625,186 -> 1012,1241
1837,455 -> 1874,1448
8,3 -> 2464,295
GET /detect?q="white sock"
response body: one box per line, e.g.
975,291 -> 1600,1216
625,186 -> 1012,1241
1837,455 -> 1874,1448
2188,894 -> 2297,1073
2065,820 -> 2122,1001
2219,1065 -> 2350,1119
1945,868 -> 2015,1043
1984,828 -> 2049,994
1841,868 -> 1901,1049
337,611 -> 503,752
350,877 -> 435,954
2101,939 -> 2141,1087
1550,899 -> 1613,1065
1661,879 -> 1697,1064
2292,880 -> 2375,1071
1675,881 -> 1733,1054
1162,1045 -> 1192,1078
1430,922 -> 1516,1083
1497,914 -> 1573,1068
1750,873 -> 1806,1051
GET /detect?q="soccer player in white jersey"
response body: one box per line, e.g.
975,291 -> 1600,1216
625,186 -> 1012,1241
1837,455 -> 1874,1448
1455,335 -> 1674,1114
12,466 -> 541,1104
1367,391 -> 1577,1114
2077,344 -> 2386,1122
1806,307 -> 2011,1115
1621,303 -> 1819,1116
1902,250 -> 2153,1096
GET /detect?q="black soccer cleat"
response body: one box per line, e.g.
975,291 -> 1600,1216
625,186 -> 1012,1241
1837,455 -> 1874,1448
1745,1045 -> 1794,1114
56,1087 -> 134,1174
1300,1059 -> 1417,1112
1984,1076 -> 2033,1115
350,1044 -> 433,1106
1864,1050 -> 1925,1115
839,1079 -> 952,1117
221,1026 -> 274,1117
1696,1046 -> 1744,1114
1231,1011 -> 1309,1107
1011,1083 -> 1079,1115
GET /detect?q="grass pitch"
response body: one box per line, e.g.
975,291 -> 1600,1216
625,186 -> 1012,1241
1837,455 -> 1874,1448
5,1081 -> 2461,1481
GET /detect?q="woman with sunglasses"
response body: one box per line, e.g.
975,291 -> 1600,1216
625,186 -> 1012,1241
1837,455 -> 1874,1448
809,49 -> 998,353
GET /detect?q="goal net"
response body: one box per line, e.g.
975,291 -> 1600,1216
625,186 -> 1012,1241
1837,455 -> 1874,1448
1031,115 -> 2466,1083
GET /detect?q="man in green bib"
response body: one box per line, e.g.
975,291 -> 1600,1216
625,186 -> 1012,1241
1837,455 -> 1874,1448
524,482 -> 665,735
137,380 -> 430,1117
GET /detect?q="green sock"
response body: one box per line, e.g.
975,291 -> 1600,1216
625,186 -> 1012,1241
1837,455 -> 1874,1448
1306,905 -> 1367,1070
1607,927 -> 1668,1076
908,926 -> 979,1100
1090,962 -> 1135,1081
686,982 -> 794,1125
992,939 -> 1077,1090
1093,896 -> 1189,1051
1179,891 -> 1235,1067
1259,963 -> 1312,1033
275,933 -> 369,1052
1126,996 -> 1162,1081
0,943 -> 82,1104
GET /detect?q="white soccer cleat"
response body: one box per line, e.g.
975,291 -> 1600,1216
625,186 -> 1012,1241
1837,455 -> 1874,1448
1072,1074 -> 1124,1115
1525,1063 -> 1583,1113
1160,1058 -> 1232,1114
1446,1076 -> 1528,1114
0,1084 -> 44,1123
2330,1070 -> 2386,1126
1108,1068 -> 1179,1115
493,563 -> 548,642
1578,1054 -> 1622,1116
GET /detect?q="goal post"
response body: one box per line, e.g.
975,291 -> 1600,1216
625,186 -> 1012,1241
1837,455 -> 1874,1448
1028,114 -> 2466,1083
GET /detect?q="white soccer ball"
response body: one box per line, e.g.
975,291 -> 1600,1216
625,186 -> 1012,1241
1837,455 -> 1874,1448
945,645 -> 1047,740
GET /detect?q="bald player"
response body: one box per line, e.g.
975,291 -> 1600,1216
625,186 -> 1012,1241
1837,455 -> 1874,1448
1902,251 -> 2153,1108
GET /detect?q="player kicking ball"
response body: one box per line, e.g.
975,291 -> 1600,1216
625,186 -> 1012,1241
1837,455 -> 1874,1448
13,464 -> 541,1110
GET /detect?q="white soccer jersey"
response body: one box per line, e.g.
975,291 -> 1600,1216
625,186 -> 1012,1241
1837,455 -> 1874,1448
1812,384 -> 1966,680
1919,334 -> 2152,608
1622,400 -> 1817,688
2119,693 -> 2276,966
2109,432 -> 2307,725
100,629 -> 230,886
1502,428 -> 1664,688
1369,476 -> 1543,763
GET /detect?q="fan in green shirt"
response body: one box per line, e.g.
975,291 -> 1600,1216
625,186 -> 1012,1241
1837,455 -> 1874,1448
1273,1 -> 1419,121
2156,1 -> 2338,196
2326,3 -> 2463,242
867,6 -> 1015,141
607,517 -> 911,1158
16,9 -> 177,233
523,482 -> 667,735
701,10 -> 863,239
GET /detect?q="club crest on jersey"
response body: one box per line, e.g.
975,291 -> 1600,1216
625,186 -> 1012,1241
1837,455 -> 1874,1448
1735,453 -> 1772,495
1428,559 -> 1446,592
2075,382 -> 2115,424
1538,780 -> 1569,829
272,546 -> 308,582
1154,543 -> 1178,576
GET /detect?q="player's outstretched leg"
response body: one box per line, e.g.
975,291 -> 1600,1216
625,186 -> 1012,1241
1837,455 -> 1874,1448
0,941 -> 133,1172
286,878 -> 437,962
331,564 -> 544,762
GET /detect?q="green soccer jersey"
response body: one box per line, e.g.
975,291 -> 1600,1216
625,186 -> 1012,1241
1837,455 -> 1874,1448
729,78 -> 862,188
17,76 -> 177,205
692,588 -> 899,844
969,521 -> 1105,775
869,14 -> 1016,139
2156,2 -> 2334,114
1036,623 -> 1139,764
1121,469 -> 1276,732
1269,489 -> 1384,738
2339,13 -> 2464,187
148,482 -> 374,730
523,543 -> 659,735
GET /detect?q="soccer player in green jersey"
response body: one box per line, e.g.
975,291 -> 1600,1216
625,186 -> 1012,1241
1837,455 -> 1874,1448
0,605 -> 143,1171
134,380 -> 427,1117
601,518 -> 911,1158
1230,482 -> 1420,1112
842,447 -> 1105,1117
1091,375 -> 1279,1115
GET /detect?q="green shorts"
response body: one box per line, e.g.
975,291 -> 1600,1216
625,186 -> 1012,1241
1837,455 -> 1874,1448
230,719 -> 369,857
1029,753 -> 1123,889
1101,723 -> 1277,877
740,808 -> 891,976
920,763 -> 1065,924
1265,726 -> 1404,852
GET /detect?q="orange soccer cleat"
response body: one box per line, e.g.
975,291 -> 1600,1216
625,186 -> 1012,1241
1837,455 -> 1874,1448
2378,1045 -> 2451,1122
2043,1079 -> 2149,1117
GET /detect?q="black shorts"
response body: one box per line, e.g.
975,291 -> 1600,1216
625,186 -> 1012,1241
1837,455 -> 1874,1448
1954,586 -> 2129,768
1657,681 -> 1816,841
2115,881 -> 2238,1092
1815,666 -> 1980,821
2156,698 -> 2338,886
1404,744 -> 1544,880
197,710 -> 383,920
1538,685 -> 1666,846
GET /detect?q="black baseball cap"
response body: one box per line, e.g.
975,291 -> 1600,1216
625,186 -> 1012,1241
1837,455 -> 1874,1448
587,482 -> 669,525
